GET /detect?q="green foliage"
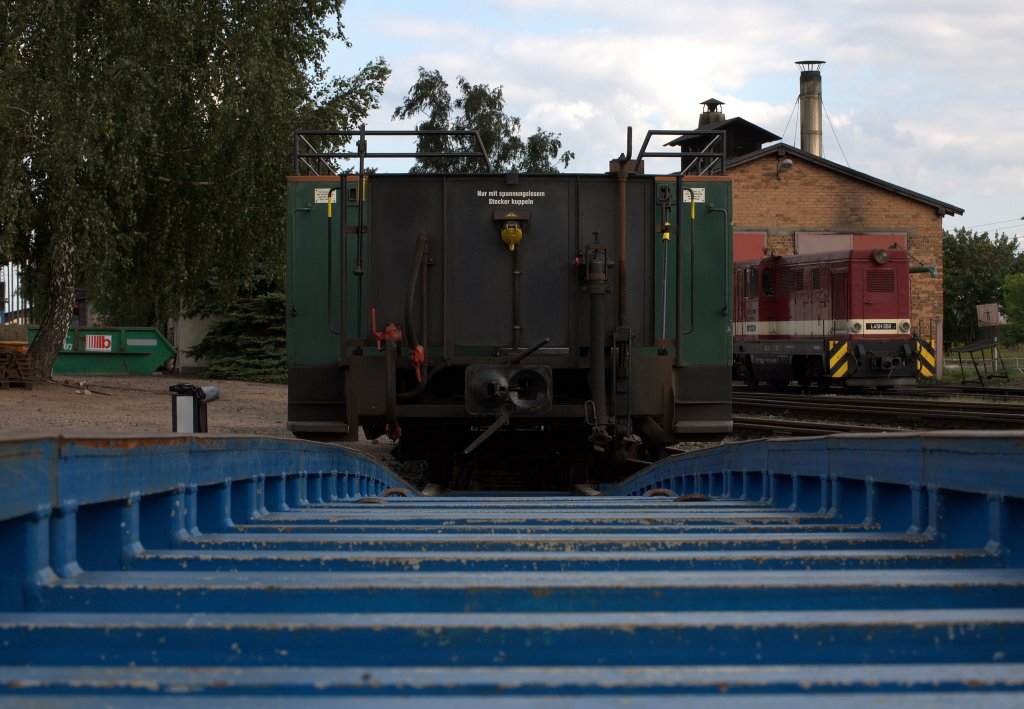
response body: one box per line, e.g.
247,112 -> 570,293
1,1 -> 389,376
942,227 -> 1022,343
1002,273 -> 1024,345
187,281 -> 287,383
393,68 -> 574,173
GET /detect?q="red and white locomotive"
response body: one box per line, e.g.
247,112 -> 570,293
733,248 -> 920,388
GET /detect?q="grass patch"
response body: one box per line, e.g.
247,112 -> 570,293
941,344 -> 1024,384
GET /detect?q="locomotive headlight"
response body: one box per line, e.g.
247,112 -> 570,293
899,320 -> 911,333
850,322 -> 862,333
872,249 -> 889,265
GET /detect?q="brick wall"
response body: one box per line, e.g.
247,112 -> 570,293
729,154 -> 945,334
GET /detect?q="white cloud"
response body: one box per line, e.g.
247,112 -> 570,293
339,0 -> 1024,229
524,101 -> 597,132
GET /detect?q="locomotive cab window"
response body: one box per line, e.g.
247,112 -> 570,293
761,269 -> 774,297
746,268 -> 757,297
779,270 -> 793,294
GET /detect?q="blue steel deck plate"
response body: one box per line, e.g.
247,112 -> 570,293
0,431 -> 1023,703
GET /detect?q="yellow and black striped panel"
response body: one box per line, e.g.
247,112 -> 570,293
827,340 -> 850,378
916,338 -> 936,378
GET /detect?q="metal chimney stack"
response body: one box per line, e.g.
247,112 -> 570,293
796,60 -> 825,156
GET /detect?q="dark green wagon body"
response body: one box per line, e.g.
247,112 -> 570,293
286,131 -> 733,480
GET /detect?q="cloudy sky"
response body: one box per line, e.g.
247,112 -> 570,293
330,0 -> 1023,239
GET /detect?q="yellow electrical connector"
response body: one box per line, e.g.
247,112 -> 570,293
501,221 -> 523,252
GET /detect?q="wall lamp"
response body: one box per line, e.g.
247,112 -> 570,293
776,158 -> 793,180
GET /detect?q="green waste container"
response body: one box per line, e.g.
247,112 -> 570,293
27,327 -> 176,375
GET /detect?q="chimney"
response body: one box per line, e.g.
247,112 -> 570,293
796,60 -> 825,156
698,98 -> 726,128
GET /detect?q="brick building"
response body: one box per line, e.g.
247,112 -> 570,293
677,66 -> 963,342
728,143 -> 962,337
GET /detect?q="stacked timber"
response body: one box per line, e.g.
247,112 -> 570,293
0,324 -> 32,387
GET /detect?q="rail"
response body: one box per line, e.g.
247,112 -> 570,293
635,129 -> 727,175
293,127 -> 494,175
730,415 -> 894,436
733,391 -> 1024,428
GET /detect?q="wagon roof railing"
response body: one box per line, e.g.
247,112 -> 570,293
635,129 -> 727,176
293,127 -> 493,176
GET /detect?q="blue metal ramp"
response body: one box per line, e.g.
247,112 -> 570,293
0,432 -> 1022,704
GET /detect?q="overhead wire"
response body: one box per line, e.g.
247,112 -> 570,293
781,96 -> 850,170
780,76 -> 1018,238
779,98 -> 799,146
965,217 -> 1024,230
822,103 -> 850,167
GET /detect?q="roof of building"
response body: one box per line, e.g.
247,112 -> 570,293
667,117 -> 781,155
728,143 -> 964,216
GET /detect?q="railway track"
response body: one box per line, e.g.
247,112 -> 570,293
735,382 -> 1024,400
732,415 -> 894,436
915,383 -> 1024,398
732,391 -> 1024,435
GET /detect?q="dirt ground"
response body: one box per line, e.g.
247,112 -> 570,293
0,374 -> 291,438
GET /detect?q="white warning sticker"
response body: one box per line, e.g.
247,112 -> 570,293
314,188 -> 338,204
